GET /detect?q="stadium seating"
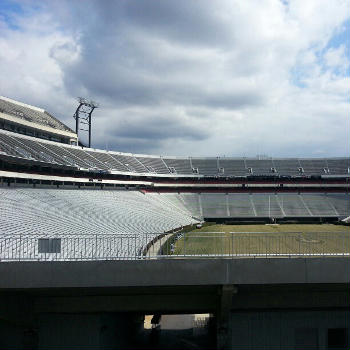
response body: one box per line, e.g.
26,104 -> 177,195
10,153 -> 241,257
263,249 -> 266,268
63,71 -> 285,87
0,187 -> 348,260
135,156 -> 169,174
1,129 -> 350,177
191,158 -> 218,176
245,159 -> 275,176
272,159 -> 302,176
216,159 -> 247,176
201,193 -> 229,217
0,188 -> 198,260
165,192 -> 350,218
299,159 -> 328,175
327,159 -> 350,175
0,96 -> 72,132
162,158 -> 193,174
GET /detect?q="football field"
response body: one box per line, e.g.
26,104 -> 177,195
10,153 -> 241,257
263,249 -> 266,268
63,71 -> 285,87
169,224 -> 350,256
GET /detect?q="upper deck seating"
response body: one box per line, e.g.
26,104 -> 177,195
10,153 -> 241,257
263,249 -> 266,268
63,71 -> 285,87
0,129 -> 349,177
0,96 -> 73,132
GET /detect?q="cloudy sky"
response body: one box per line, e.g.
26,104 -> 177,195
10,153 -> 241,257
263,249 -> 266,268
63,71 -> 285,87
0,0 -> 349,157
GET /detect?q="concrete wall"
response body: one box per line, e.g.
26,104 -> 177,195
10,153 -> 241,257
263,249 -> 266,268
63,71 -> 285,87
230,309 -> 349,349
0,313 -> 143,350
37,313 -> 143,350
0,258 -> 349,289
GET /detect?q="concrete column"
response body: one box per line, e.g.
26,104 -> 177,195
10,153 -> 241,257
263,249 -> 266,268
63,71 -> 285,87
216,285 -> 237,350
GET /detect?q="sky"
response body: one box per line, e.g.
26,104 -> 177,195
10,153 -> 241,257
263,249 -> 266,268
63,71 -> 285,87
0,0 -> 349,157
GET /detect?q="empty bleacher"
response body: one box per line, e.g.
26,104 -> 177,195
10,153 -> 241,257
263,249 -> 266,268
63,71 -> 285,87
0,188 -> 198,260
0,129 -> 349,177
217,159 -> 247,176
228,194 -> 256,217
0,186 -> 348,261
0,96 -> 73,132
245,159 -> 275,176
135,156 -> 170,174
299,159 -> 328,176
179,193 -> 202,218
273,159 -> 301,176
163,193 -> 350,219
88,151 -> 129,172
251,194 -> 283,217
162,157 -> 193,174
201,193 -> 228,217
326,159 -> 350,175
191,158 -> 218,176
112,153 -> 148,173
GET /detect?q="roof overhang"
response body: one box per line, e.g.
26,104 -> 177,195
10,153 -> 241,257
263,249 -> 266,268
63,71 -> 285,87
0,111 -> 77,140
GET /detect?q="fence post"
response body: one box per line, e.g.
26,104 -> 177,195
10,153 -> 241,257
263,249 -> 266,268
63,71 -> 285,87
231,232 -> 233,257
135,234 -> 137,260
19,234 -> 22,261
184,232 -> 186,256
145,232 -> 148,259
222,233 -> 224,256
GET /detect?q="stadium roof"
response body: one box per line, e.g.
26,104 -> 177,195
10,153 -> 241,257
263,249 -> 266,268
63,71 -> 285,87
0,96 -> 76,137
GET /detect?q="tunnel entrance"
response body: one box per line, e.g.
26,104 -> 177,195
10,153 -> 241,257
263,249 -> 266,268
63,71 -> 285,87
137,313 -> 215,350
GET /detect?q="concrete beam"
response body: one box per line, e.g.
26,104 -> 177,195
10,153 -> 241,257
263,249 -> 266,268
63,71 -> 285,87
34,293 -> 217,314
0,258 -> 349,290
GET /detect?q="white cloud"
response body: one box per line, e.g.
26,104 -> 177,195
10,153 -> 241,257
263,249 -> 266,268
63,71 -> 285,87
0,0 -> 349,156
324,45 -> 349,72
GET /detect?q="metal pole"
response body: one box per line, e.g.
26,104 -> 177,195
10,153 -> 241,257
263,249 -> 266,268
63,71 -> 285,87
128,236 -> 130,259
221,233 -> 223,255
19,234 -> 21,261
75,103 -> 82,137
184,232 -> 186,256
75,111 -> 79,137
231,232 -> 233,257
88,110 -> 92,148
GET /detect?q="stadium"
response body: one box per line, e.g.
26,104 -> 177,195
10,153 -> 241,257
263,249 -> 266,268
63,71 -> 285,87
0,96 -> 349,349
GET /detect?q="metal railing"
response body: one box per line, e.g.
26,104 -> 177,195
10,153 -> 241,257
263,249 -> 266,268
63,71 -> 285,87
0,231 -> 349,261
0,233 -> 159,261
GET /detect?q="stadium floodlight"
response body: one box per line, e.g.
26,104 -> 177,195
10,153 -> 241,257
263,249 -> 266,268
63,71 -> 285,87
73,97 -> 99,148
77,97 -> 99,109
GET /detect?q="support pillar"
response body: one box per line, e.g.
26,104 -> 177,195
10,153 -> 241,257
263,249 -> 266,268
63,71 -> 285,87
216,284 -> 237,350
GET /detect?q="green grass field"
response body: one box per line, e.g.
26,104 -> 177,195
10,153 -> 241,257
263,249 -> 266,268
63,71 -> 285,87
168,224 -> 350,256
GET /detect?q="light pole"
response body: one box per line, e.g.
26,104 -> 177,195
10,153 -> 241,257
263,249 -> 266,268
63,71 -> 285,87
73,97 -> 99,147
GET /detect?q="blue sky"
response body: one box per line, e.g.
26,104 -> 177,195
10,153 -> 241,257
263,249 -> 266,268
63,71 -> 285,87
0,0 -> 349,157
